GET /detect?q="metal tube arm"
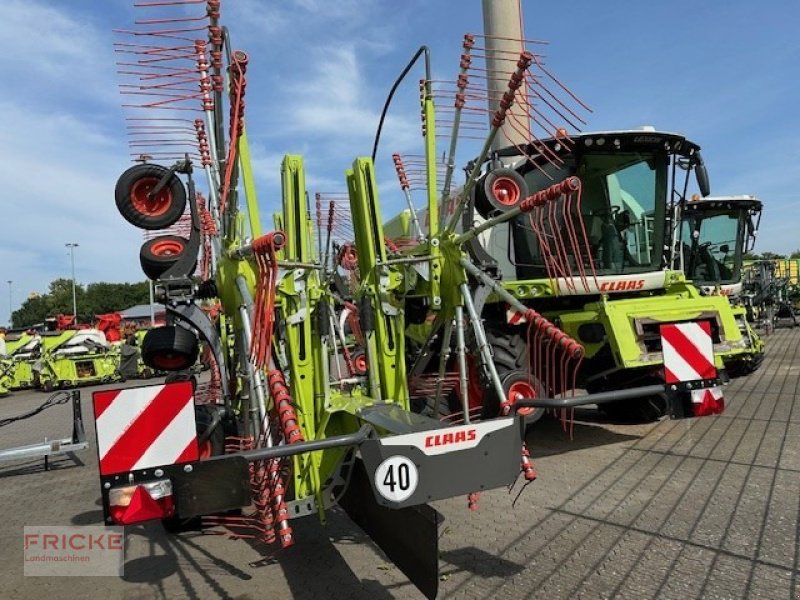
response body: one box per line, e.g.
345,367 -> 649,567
511,384 -> 667,411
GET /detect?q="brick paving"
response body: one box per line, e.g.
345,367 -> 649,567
1,327 -> 798,599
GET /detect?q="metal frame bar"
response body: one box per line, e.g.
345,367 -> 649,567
0,390 -> 87,468
209,424 -> 373,463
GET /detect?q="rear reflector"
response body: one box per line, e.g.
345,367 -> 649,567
690,386 -> 725,417
109,479 -> 175,525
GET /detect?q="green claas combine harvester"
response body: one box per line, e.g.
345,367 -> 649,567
680,194 -> 765,374
390,126 -> 754,421
92,1 -> 729,596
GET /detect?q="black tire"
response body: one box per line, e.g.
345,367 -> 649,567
195,404 -> 226,456
196,279 -> 218,300
448,326 -> 545,423
726,352 -> 765,378
350,348 -> 368,375
139,235 -> 195,280
474,168 -> 529,217
141,326 -> 199,372
483,327 -> 544,422
590,379 -> 669,423
115,164 -> 187,230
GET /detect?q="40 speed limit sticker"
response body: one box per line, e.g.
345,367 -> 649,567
374,455 -> 419,502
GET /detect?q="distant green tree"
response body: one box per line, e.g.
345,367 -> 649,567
760,251 -> 787,260
47,278 -> 86,318
11,279 -> 151,328
85,282 -> 150,316
790,250 -> 800,259
11,294 -> 51,328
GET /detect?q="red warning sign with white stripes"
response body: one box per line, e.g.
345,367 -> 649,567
660,321 -> 717,384
93,382 -> 199,476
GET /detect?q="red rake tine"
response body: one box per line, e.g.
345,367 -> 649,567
561,191 -> 590,292
550,195 -> 578,292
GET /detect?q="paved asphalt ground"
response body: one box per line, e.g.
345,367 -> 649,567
1,327 -> 799,599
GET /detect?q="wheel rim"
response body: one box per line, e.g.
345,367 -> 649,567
150,239 -> 185,257
151,352 -> 190,370
130,177 -> 174,218
507,380 -> 536,416
354,353 -> 367,373
491,176 -> 521,207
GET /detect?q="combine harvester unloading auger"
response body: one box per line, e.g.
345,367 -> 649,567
96,1 -> 724,596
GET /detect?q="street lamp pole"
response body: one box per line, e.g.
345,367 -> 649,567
6,280 -> 11,328
65,243 -> 79,320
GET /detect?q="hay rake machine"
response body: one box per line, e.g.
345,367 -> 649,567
95,1 -> 723,596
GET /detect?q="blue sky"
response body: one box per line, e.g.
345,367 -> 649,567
2,0 -> 798,322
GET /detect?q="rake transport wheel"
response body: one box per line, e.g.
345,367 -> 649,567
195,404 -> 226,458
474,168 -> 529,216
115,164 -> 187,230
483,326 -> 545,423
499,371 -> 544,418
141,326 -> 199,372
140,235 -> 195,280
351,348 -> 368,375
448,326 -> 545,423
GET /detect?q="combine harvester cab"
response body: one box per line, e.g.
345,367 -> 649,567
450,128 -> 748,420
680,195 -> 765,374
93,1 -> 730,596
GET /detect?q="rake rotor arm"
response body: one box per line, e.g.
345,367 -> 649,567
453,176 -> 580,246
440,34 -> 476,209
512,384 -> 667,411
231,425 -> 372,463
147,155 -> 193,200
459,256 -> 584,359
444,51 -> 533,234
226,231 -> 287,260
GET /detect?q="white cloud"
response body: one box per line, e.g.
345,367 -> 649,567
292,0 -> 366,19
0,101 -> 144,300
271,45 -> 422,157
224,0 -> 290,39
2,0 -> 118,107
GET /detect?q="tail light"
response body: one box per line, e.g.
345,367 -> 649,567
689,386 -> 725,417
109,479 -> 175,525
